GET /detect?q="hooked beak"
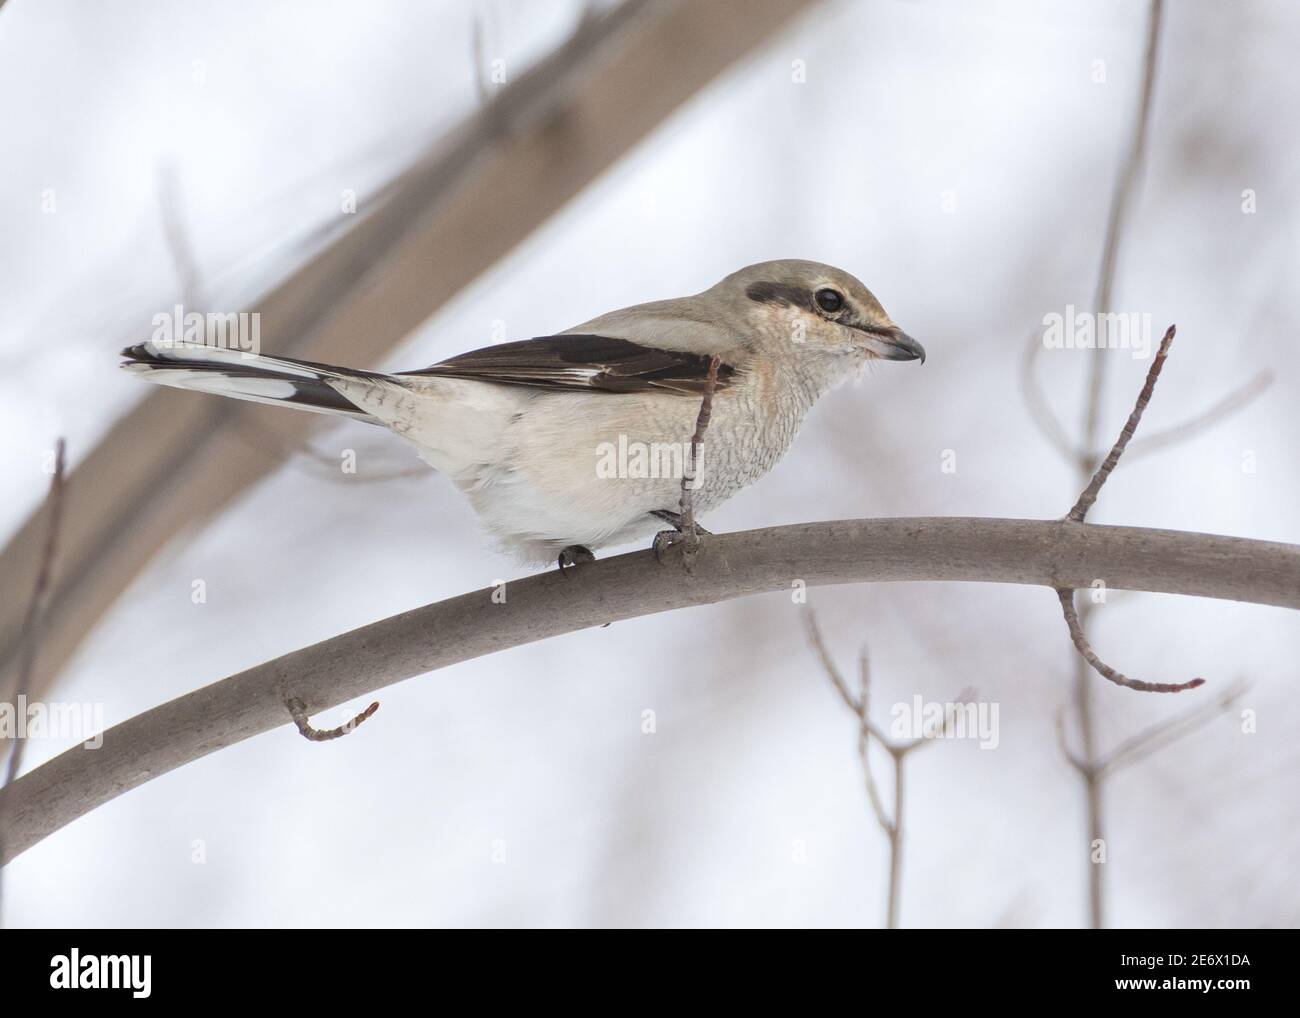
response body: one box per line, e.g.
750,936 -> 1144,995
857,325 -> 926,363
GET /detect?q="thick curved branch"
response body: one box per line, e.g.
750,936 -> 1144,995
2,516 -> 1297,866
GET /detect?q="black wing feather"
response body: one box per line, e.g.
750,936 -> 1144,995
401,335 -> 736,395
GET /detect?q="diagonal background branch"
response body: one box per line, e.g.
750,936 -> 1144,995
1,516 -> 1297,867
0,0 -> 822,705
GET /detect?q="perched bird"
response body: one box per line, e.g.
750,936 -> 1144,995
121,259 -> 923,567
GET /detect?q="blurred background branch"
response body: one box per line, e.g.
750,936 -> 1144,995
0,437 -> 66,917
804,608 -> 972,928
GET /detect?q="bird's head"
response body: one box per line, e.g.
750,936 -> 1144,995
712,259 -> 924,369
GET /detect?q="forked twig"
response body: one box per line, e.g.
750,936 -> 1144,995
803,608 -> 970,928
286,697 -> 379,742
1054,710 -> 1090,774
1053,324 -> 1204,694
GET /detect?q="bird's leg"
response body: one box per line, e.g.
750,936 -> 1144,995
557,544 -> 596,577
649,510 -> 711,563
649,509 -> 712,534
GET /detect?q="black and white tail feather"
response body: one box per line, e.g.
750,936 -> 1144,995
120,341 -> 386,423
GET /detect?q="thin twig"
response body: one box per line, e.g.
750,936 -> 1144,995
1126,370 -> 1273,461
855,647 -> 891,834
1068,324 -> 1175,523
1054,709 -> 1092,775
802,609 -> 856,714
902,689 -> 978,750
158,165 -> 203,308
1097,679 -> 1247,774
1056,588 -> 1203,693
1027,326 -> 1273,472
1081,0 -> 1165,458
1072,600 -> 1105,929
1021,329 -> 1084,468
285,697 -> 379,742
678,355 -> 722,556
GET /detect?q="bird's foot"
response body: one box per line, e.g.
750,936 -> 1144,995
649,510 -> 709,568
557,544 -> 596,577
651,528 -> 687,563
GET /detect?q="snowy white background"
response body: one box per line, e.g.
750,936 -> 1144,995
1,0 -> 1297,926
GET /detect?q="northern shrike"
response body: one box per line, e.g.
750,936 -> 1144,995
122,259 -> 923,567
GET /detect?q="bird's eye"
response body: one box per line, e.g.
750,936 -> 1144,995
814,288 -> 844,314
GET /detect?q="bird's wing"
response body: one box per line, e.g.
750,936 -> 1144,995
400,335 -> 736,396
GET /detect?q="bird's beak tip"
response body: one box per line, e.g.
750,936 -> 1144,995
853,324 -> 926,363
888,330 -> 926,364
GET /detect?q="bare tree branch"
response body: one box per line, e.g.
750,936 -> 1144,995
0,439 -> 67,916
1,516 -> 1295,868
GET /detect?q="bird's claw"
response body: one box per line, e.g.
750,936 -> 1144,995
650,509 -> 710,567
652,529 -> 686,563
557,544 -> 596,577
651,527 -> 706,568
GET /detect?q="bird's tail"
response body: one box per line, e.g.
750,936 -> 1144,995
119,340 -> 387,422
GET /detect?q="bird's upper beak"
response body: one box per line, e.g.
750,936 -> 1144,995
857,325 -> 926,363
